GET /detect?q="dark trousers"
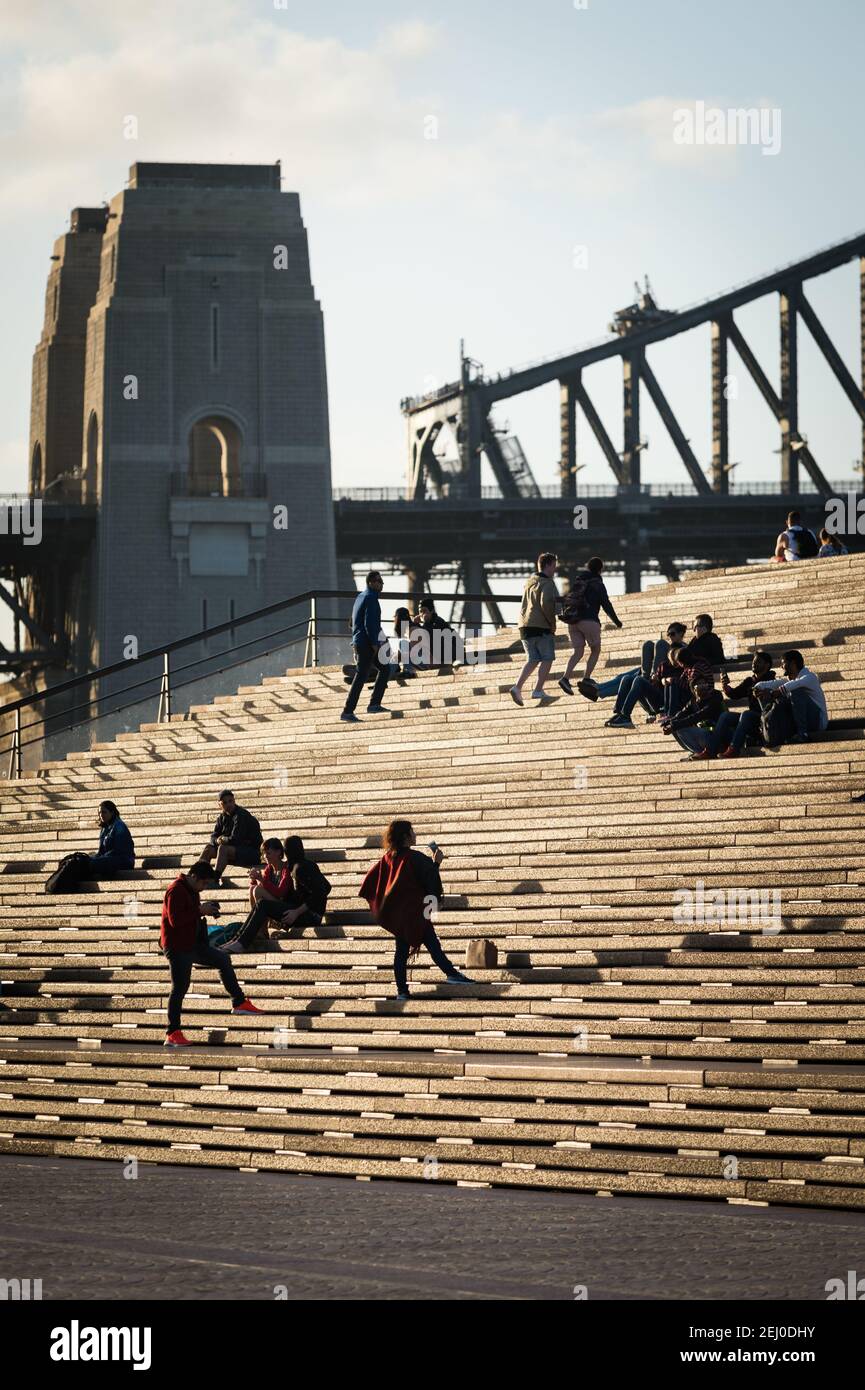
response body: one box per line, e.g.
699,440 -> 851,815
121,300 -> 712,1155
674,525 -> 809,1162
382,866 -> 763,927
166,943 -> 244,1032
236,898 -> 287,948
764,689 -> 824,745
708,707 -> 762,756
394,924 -> 456,994
344,640 -> 390,714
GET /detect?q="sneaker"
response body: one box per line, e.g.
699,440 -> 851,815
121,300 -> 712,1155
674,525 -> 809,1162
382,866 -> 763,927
164,1030 -> 192,1047
577,678 -> 599,702
689,748 -> 713,761
606,714 -> 634,729
340,711 -> 360,723
509,686 -> 524,706
221,939 -> 246,953
719,746 -> 740,759
530,690 -> 551,703
232,999 -> 263,1015
445,972 -> 475,985
558,676 -> 574,696
394,991 -> 411,1002
367,704 -> 390,715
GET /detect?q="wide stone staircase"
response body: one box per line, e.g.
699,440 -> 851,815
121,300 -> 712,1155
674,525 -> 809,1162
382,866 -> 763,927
0,554 -> 864,1209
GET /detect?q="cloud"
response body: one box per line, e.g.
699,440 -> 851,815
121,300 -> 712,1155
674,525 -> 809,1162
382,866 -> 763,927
0,10 -> 643,221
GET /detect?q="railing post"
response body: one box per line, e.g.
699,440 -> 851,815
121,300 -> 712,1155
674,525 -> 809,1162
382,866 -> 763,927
303,597 -> 318,668
157,652 -> 172,723
8,708 -> 22,780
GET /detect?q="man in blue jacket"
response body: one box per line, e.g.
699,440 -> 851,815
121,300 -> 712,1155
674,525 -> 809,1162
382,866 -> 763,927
341,571 -> 391,722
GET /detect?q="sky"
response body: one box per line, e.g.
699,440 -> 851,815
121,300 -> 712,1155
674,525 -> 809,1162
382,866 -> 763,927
1,0 -> 864,499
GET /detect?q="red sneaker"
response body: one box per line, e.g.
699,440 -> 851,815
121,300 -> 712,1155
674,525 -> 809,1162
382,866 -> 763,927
164,1030 -> 192,1047
689,748 -> 713,761
232,999 -> 263,1014
719,746 -> 740,759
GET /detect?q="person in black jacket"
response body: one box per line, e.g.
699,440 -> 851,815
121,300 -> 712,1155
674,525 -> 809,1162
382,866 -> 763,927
678,614 -> 725,674
558,556 -> 623,697
706,651 -> 776,759
660,676 -> 726,759
199,790 -> 262,880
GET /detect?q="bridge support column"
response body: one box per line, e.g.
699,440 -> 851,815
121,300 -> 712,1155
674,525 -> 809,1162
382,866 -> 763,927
462,556 -> 484,633
711,317 -> 730,494
403,565 -> 430,608
559,376 -> 578,497
622,350 -> 643,487
780,288 -> 799,492
624,550 -> 642,594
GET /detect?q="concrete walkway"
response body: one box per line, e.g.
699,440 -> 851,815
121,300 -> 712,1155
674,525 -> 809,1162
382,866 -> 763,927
1,1154 -> 863,1300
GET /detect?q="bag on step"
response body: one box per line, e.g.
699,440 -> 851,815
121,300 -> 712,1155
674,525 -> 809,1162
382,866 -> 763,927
44,852 -> 93,894
206,920 -> 245,948
466,938 -> 498,969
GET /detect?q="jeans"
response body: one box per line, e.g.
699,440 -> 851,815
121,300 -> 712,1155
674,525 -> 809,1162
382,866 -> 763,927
87,852 -> 133,878
708,708 -> 762,756
674,725 -> 713,754
394,924 -> 456,994
344,640 -> 390,714
166,941 -> 245,1032
617,673 -> 665,720
235,897 -> 288,949
595,667 -> 637,698
764,689 -> 825,745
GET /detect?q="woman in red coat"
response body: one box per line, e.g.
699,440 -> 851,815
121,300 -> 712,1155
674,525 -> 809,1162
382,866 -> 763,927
360,820 -> 474,1001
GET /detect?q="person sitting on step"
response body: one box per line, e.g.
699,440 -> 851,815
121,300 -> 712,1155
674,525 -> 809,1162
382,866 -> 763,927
199,789 -> 262,882
754,650 -> 828,747
389,607 -> 420,678
706,651 -> 776,759
45,800 -> 136,893
677,613 -> 725,674
360,820 -> 474,1001
818,528 -> 849,558
415,598 -> 458,668
581,622 -> 686,705
659,674 -> 726,760
222,837 -> 297,953
557,556 -> 623,699
604,634 -> 688,728
161,861 -> 262,1046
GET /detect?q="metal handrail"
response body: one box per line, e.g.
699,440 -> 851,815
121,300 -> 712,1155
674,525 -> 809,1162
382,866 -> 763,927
0,587 -> 521,776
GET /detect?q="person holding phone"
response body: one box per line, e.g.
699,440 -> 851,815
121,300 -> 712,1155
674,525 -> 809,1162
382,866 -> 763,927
160,861 -> 262,1045
360,821 -> 474,1001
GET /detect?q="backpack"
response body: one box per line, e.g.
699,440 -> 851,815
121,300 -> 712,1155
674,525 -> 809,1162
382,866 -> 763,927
792,526 -> 819,559
45,852 -> 92,894
207,920 -> 245,948
561,578 -> 589,625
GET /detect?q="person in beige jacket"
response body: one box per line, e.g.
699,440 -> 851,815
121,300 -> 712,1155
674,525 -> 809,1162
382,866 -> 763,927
510,552 -> 559,705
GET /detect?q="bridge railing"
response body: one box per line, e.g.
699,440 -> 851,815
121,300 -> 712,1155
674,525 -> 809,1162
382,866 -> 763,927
334,480 -> 862,502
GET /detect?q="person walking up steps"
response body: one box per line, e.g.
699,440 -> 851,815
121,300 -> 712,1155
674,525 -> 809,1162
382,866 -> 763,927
558,556 -> 623,698
360,820 -> 474,1001
161,862 -> 262,1047
342,570 -> 391,722
511,552 -> 559,706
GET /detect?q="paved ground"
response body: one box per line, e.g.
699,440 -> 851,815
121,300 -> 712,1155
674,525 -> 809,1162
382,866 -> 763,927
1,1154 -> 864,1300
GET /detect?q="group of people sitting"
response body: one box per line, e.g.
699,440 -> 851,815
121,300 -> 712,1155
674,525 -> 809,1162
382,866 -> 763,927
341,573 -> 457,722
772,509 -> 849,563
159,812 -> 471,1047
511,551 -> 831,761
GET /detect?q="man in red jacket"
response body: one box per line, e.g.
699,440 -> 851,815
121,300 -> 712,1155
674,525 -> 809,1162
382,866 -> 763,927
161,862 -> 262,1046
